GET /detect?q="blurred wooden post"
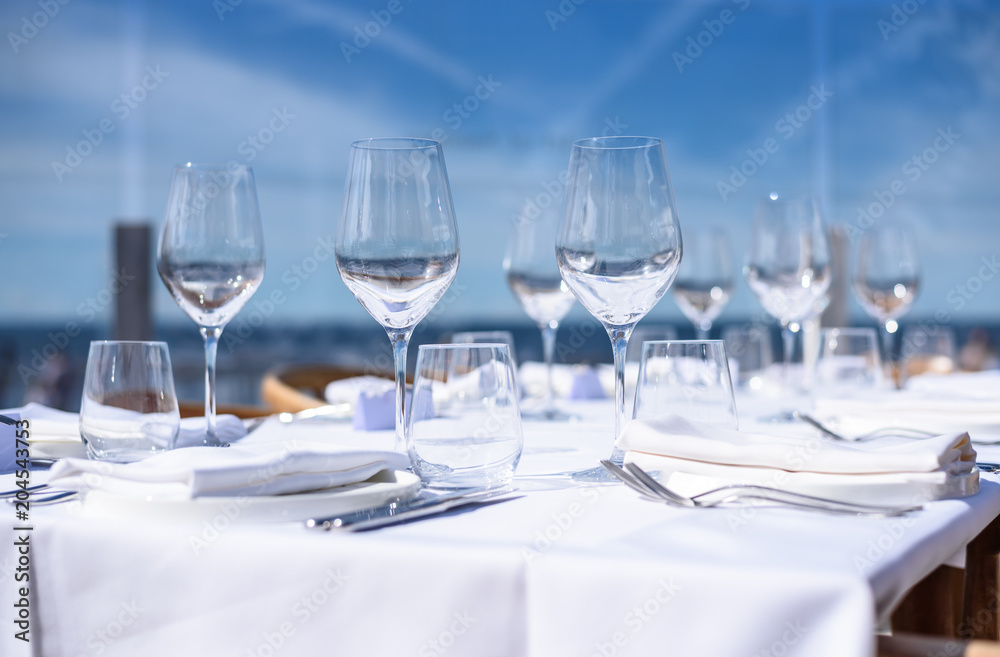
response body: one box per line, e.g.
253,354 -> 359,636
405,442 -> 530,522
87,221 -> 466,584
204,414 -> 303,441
822,225 -> 850,327
114,223 -> 153,341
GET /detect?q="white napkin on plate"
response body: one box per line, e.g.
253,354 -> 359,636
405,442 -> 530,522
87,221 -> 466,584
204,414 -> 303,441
324,376 -> 394,407
617,414 -> 978,505
2,403 -> 248,457
48,440 -> 410,500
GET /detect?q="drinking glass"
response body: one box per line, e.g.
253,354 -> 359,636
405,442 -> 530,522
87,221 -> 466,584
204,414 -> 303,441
407,344 -> 522,488
557,136 -> 683,476
632,340 -> 738,429
80,341 -> 180,462
504,207 -> 577,420
722,324 -> 774,390
157,163 -> 265,446
336,138 -> 460,453
901,325 -> 956,379
452,331 -> 517,363
816,328 -> 882,392
853,224 -> 920,370
744,193 -> 831,385
671,228 -> 733,339
626,324 -> 678,362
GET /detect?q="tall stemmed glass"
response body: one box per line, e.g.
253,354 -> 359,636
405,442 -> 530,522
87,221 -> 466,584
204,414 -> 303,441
336,138 -> 459,453
504,206 -> 576,420
557,136 -> 683,475
671,228 -> 733,339
853,224 -> 919,374
744,194 -> 831,385
157,163 -> 265,446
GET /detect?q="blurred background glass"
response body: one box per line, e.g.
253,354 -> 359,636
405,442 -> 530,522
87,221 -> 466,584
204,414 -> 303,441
2,0 -> 998,410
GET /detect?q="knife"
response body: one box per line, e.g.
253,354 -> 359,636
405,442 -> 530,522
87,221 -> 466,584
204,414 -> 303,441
305,487 -> 517,532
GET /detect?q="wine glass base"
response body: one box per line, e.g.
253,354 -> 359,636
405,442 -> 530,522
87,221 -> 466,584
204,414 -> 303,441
570,465 -> 621,483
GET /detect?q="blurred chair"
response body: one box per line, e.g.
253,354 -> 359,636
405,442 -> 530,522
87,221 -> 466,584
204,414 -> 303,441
260,363 -> 389,413
878,633 -> 1000,656
178,401 -> 270,419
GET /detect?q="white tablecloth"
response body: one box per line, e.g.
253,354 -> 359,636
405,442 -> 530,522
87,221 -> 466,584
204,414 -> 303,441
4,398 -> 1000,657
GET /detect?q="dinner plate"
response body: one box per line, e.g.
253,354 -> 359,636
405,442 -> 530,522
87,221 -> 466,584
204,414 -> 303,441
79,468 -> 421,524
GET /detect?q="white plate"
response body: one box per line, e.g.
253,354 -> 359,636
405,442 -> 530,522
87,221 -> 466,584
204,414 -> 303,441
80,469 -> 421,524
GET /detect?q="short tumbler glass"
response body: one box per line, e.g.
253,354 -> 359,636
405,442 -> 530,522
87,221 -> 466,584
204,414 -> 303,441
80,341 -> 180,462
407,343 -> 523,488
817,327 -> 883,391
632,340 -> 739,428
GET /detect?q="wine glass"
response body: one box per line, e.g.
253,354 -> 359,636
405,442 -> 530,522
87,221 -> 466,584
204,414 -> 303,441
336,138 -> 460,453
852,223 -> 919,375
670,228 -> 733,339
503,206 -> 576,420
157,163 -> 265,446
744,193 -> 831,386
556,136 -> 682,476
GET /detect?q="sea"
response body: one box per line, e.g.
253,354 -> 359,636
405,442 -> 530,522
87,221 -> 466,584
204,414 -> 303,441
2,320 -> 996,413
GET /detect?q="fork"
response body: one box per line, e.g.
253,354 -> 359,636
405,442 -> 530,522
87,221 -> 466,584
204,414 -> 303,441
602,461 -> 922,517
794,412 -> 936,442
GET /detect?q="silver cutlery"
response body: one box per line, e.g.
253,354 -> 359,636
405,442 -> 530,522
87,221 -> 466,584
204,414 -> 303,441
305,487 -> 517,531
602,460 -> 922,517
794,411 -> 936,442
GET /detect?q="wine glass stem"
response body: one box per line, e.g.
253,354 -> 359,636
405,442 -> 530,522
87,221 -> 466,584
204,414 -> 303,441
781,324 -> 795,387
541,321 -> 558,412
200,326 -> 222,445
880,322 -> 894,364
696,322 -> 711,341
387,328 -> 413,454
607,325 -> 633,466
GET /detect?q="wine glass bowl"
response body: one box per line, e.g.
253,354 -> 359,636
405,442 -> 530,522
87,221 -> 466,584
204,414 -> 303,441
744,193 -> 831,380
157,163 -> 265,446
336,138 -> 460,453
504,205 -> 576,419
670,228 -> 733,339
852,223 -> 920,374
557,136 -> 683,473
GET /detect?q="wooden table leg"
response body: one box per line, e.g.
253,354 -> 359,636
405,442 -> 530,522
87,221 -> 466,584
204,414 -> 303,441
892,565 -> 965,637
962,515 -> 1000,641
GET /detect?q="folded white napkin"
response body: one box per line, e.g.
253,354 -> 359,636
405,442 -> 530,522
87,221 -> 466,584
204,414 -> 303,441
813,388 -> 1000,443
48,440 -> 410,500
618,414 -> 977,505
1,403 -> 248,457
906,370 -> 1000,399
324,376 -> 394,407
518,362 -> 638,399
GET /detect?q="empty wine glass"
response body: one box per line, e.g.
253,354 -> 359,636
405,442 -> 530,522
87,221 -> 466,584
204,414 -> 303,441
504,206 -> 576,420
557,136 -> 683,477
336,138 -> 460,453
157,163 -> 265,446
853,224 -> 920,373
744,193 -> 831,386
671,228 -> 733,339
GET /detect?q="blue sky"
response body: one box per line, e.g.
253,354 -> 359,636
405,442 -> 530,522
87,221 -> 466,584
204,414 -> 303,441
1,0 -> 998,329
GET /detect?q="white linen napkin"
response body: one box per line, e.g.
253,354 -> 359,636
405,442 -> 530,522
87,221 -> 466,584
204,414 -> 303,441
813,388 -> 1000,443
1,403 -> 248,457
324,376 -> 394,407
48,440 -> 411,500
617,414 -> 977,505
